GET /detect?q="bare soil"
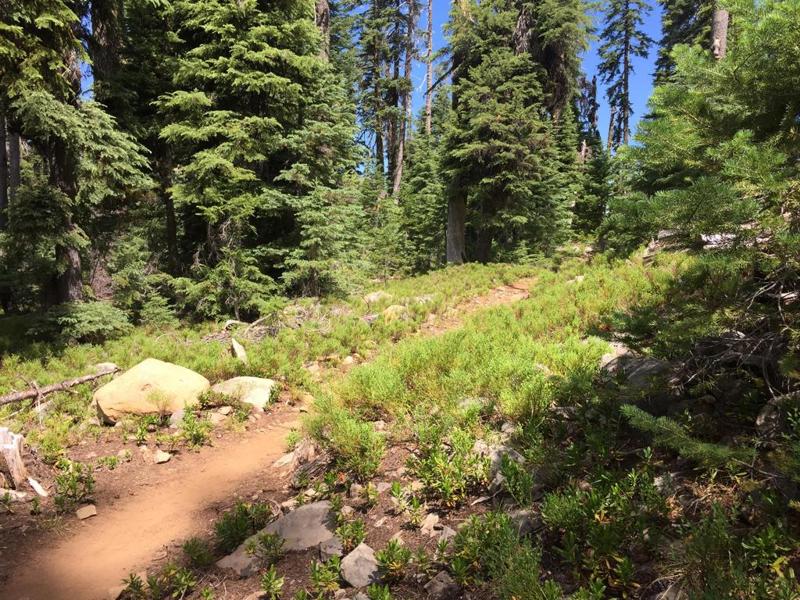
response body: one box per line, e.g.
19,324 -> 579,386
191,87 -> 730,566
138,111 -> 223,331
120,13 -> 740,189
0,278 -> 535,600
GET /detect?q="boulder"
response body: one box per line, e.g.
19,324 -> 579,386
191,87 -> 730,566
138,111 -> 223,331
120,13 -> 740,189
217,501 -> 335,578
364,291 -> 392,304
341,543 -> 381,588
94,359 -> 209,424
424,571 -> 459,599
382,305 -> 407,323
604,354 -> 677,416
211,377 -> 277,411
319,536 -> 344,561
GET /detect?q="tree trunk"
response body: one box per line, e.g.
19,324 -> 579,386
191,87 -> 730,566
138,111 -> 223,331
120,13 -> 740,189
712,7 -> 729,60
446,196 -> 466,264
89,0 -> 123,95
607,104 -> 617,151
425,0 -> 434,135
0,112 -> 7,230
316,0 -> 331,61
8,130 -> 20,203
392,0 -> 416,197
622,32 -> 631,145
55,222 -> 84,304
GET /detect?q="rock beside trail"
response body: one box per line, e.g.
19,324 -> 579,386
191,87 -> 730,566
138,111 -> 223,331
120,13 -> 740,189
602,352 -> 677,416
217,501 -> 335,578
364,290 -> 392,304
154,450 -> 171,464
211,376 -> 277,411
76,504 -> 97,520
341,543 -> 381,588
230,338 -> 248,364
382,304 -> 407,322
424,571 -> 459,599
93,358 -> 210,424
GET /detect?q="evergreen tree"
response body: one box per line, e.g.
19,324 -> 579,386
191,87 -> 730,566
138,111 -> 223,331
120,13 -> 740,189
654,0 -> 713,82
0,0 -> 151,310
160,0 -> 360,317
598,0 -> 653,149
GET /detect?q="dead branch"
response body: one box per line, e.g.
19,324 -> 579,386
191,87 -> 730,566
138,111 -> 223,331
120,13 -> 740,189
0,364 -> 119,407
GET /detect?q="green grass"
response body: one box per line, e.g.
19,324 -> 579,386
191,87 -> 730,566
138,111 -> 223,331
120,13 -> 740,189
0,262 -> 532,458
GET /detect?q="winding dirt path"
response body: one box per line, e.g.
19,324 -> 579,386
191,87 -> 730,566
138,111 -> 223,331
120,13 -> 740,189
2,277 -> 535,600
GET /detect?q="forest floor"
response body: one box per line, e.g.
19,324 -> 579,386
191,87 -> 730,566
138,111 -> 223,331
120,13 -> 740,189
0,276 -> 536,600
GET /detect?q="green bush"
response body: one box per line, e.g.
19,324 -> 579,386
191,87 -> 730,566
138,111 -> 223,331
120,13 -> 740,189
27,301 -> 132,344
214,501 -> 272,553
54,459 -> 95,512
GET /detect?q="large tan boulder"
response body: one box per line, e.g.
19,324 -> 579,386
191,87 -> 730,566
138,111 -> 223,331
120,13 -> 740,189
94,358 -> 210,424
211,376 -> 277,410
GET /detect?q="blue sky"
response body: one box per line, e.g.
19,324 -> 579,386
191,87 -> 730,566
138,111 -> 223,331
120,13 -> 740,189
410,0 -> 664,143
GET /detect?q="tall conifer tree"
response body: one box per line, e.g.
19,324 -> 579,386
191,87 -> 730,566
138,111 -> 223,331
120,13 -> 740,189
598,0 -> 653,149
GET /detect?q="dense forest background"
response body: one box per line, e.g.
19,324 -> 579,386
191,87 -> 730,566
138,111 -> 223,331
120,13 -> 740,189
1,0 -> 798,330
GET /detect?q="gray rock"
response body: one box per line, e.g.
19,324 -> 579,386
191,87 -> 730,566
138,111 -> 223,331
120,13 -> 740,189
376,481 -> 391,493
211,376 -> 277,411
420,513 -> 440,536
352,594 -> 369,600
230,338 -> 248,364
217,501 -> 335,578
341,543 -> 381,588
264,500 -> 335,550
169,408 -> 185,428
320,536 -> 344,561
364,290 -> 392,304
507,508 -> 541,537
424,571 -> 459,599
154,450 -> 172,464
439,526 -> 457,542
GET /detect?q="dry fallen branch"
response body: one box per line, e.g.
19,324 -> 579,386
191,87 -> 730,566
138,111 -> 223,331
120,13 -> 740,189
0,364 -> 120,407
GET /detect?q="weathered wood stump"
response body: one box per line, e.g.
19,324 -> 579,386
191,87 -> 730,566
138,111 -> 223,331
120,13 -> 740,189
0,427 -> 29,489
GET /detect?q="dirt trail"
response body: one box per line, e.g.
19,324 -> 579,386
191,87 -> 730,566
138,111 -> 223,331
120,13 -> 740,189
2,277 -> 535,600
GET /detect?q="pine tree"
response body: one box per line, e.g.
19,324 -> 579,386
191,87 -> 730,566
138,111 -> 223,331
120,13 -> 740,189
160,0 -> 360,316
598,0 -> 653,149
0,0 -> 151,309
654,0 -> 713,82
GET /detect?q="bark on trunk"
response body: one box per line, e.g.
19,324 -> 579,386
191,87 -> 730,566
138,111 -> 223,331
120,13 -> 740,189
316,0 -> 331,61
392,0 -> 417,197
8,130 -> 20,203
0,112 -> 7,230
446,196 -> 466,264
424,0 -> 434,135
607,104 -> 617,152
712,8 -> 729,60
55,223 -> 84,303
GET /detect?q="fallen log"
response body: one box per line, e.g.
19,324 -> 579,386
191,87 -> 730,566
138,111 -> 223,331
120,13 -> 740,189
0,363 -> 119,407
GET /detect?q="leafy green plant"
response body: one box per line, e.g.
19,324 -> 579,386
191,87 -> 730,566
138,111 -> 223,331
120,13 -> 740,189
376,539 -> 412,582
54,459 -> 95,512
310,556 -> 341,596
214,502 -> 272,553
367,584 -> 393,600
182,537 -> 214,569
181,410 -> 212,449
411,426 -> 487,507
500,454 -> 534,506
260,565 -> 285,600
245,532 -> 285,567
335,518 -> 366,553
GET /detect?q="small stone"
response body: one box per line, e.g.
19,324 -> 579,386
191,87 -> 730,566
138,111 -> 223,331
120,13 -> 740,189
76,504 -> 97,520
341,543 -> 381,588
439,526 -> 457,542
281,498 -> 298,512
340,505 -> 355,518
154,450 -> 172,464
410,480 -> 424,492
230,338 -> 248,364
320,536 -> 344,561
342,356 -> 356,366
375,482 -> 391,494
424,571 -> 459,599
372,420 -> 386,431
373,517 -> 387,528
420,513 -> 440,536
334,590 -> 348,600
209,412 -> 227,425
169,409 -> 184,428
352,594 -> 369,600
218,405 -> 233,415
508,508 -> 541,537
350,483 -> 364,497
